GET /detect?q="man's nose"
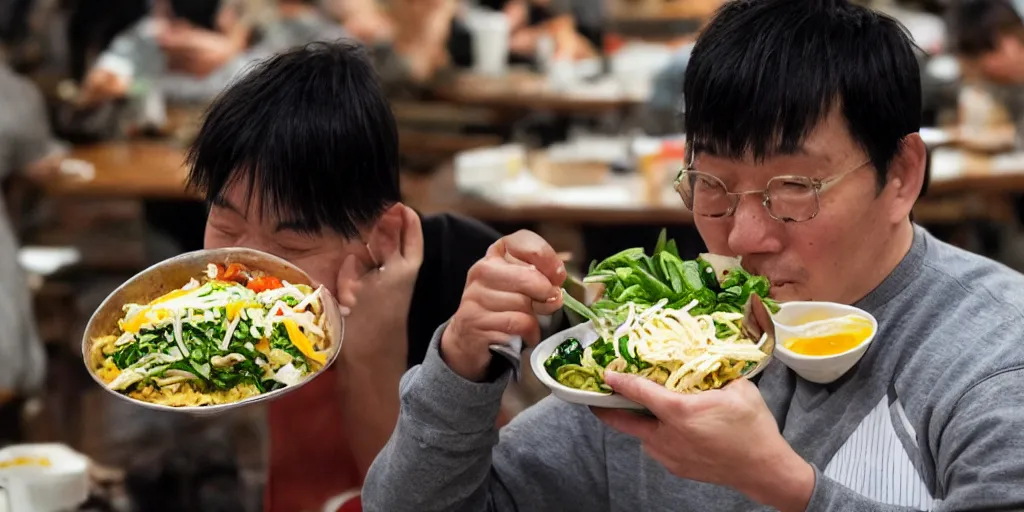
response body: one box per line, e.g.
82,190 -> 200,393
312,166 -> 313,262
727,195 -> 783,256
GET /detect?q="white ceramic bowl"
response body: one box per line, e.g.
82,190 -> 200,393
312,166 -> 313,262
772,301 -> 877,384
530,311 -> 775,410
0,444 -> 89,512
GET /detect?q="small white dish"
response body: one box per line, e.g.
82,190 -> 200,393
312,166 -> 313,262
0,444 -> 89,512
772,301 -> 877,384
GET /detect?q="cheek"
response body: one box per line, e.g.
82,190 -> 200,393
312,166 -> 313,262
288,252 -> 347,294
694,218 -> 731,253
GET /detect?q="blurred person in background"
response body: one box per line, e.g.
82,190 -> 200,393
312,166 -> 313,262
66,0 -> 150,81
947,0 -> 1024,264
75,0 -> 263,107
261,0 -> 457,87
183,40 -> 502,512
0,0 -> 61,446
947,0 -> 1024,148
478,0 -> 596,62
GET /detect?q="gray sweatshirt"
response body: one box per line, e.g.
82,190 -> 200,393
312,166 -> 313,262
363,225 -> 1024,511
0,63 -> 53,394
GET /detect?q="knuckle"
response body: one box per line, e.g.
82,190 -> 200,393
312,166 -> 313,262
467,259 -> 496,282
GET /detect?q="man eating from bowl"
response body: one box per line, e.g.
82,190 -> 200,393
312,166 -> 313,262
184,41 -> 501,511
361,0 -> 1024,510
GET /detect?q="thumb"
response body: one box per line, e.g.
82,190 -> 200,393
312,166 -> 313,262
400,205 -> 424,266
604,371 -> 675,418
334,253 -> 365,315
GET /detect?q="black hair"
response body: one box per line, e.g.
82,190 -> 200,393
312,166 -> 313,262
186,40 -> 401,238
683,0 -> 921,186
170,0 -> 222,31
947,0 -> 1024,57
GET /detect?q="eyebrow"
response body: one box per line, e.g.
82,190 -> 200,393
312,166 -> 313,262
273,220 -> 321,235
211,196 -> 244,216
211,195 -> 321,234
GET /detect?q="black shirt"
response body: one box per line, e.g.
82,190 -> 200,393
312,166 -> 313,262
406,213 -> 501,367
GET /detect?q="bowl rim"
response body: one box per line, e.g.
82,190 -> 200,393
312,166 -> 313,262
529,322 -> 619,400
80,247 -> 345,415
773,301 -> 877,362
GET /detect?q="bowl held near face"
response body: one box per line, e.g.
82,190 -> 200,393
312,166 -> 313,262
81,248 -> 345,415
531,294 -> 777,410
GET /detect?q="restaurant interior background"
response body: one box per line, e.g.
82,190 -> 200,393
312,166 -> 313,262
1,0 -> 1022,509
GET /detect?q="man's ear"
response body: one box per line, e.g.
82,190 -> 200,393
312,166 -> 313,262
885,134 -> 927,224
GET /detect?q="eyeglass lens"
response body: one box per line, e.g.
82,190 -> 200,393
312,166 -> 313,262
679,172 -> 820,221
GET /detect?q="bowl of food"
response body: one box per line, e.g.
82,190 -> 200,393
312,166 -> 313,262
82,248 -> 344,414
771,301 -> 877,384
0,444 -> 89,512
530,230 -> 778,410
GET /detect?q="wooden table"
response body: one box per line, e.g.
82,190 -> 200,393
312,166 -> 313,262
405,165 -> 694,225
52,142 -> 197,200
432,71 -> 638,115
47,142 -> 1024,226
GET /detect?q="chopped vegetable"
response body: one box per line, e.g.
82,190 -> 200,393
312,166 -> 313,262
544,338 -> 584,378
282,318 -> 326,365
247,276 -> 283,293
575,229 -> 779,323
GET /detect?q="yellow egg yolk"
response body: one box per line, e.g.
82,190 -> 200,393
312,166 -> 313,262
784,318 -> 873,357
119,288 -> 195,334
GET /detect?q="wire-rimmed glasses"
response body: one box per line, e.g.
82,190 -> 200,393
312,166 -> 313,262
673,147 -> 871,222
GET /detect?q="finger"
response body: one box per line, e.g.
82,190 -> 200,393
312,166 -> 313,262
367,205 -> 404,265
473,311 -> 541,345
486,230 -> 566,286
399,205 -> 425,266
334,254 -> 367,314
603,371 -> 678,418
477,289 -> 532,314
470,259 -> 560,303
591,408 -> 659,440
531,296 -> 563,316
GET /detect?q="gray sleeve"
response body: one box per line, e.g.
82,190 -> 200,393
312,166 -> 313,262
362,323 -> 610,512
162,52 -> 264,104
94,18 -> 163,81
8,79 -> 62,175
805,369 -> 1024,511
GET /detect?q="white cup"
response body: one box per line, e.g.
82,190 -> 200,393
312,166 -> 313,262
465,10 -> 511,77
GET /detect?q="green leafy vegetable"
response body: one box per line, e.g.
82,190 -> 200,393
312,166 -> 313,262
547,229 -> 780,390
544,338 -> 584,378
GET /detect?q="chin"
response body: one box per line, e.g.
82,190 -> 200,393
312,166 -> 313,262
770,283 -> 804,302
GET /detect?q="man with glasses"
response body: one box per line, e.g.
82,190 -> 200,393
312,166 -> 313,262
362,0 -> 1024,510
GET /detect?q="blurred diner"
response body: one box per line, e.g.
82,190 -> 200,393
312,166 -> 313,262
3,0 -> 1024,511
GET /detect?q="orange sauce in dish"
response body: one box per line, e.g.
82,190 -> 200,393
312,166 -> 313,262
783,317 -> 873,356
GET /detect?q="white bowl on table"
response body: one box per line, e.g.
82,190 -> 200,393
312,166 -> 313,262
772,301 -> 878,384
0,444 -> 89,512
